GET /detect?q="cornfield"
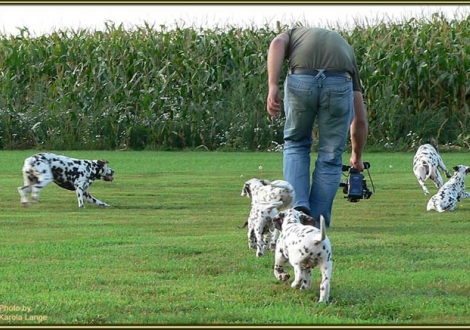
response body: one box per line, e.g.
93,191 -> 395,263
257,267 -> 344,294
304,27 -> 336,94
0,11 -> 469,151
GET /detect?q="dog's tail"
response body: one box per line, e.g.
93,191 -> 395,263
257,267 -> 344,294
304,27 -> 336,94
319,215 -> 326,241
313,215 -> 326,242
257,201 -> 284,209
430,137 -> 439,153
418,159 -> 433,182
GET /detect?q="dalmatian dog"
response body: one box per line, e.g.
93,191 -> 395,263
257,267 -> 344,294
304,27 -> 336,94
239,201 -> 283,257
413,137 -> 451,195
241,178 -> 295,207
272,208 -> 332,303
240,178 -> 295,250
18,152 -> 115,208
426,165 -> 470,212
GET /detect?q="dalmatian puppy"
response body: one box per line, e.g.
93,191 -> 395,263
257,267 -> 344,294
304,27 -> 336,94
272,208 -> 332,303
239,201 -> 283,257
241,178 -> 295,207
241,178 -> 295,250
427,165 -> 470,212
413,137 -> 451,195
18,152 -> 115,208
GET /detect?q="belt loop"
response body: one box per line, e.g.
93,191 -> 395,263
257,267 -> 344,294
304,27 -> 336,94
315,69 -> 325,88
314,69 -> 326,80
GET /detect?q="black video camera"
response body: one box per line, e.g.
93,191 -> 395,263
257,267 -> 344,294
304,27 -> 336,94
339,162 -> 373,203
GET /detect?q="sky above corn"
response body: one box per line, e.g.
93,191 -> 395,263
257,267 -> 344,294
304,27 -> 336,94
0,4 -> 467,36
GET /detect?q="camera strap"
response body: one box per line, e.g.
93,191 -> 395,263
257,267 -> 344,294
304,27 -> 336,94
365,168 -> 376,193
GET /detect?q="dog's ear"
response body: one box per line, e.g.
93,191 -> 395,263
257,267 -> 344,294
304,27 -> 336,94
453,166 -> 459,172
299,213 -> 317,227
97,160 -> 108,168
272,212 -> 285,230
260,179 -> 271,186
243,183 -> 252,198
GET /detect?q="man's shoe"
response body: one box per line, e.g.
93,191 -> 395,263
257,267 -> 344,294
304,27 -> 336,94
293,206 -> 310,216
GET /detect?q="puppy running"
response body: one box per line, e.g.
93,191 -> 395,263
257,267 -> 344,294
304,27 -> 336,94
240,178 -> 295,250
413,137 -> 451,195
272,208 -> 332,303
244,201 -> 283,257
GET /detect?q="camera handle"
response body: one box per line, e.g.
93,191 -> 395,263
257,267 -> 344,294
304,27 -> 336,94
341,161 -> 370,172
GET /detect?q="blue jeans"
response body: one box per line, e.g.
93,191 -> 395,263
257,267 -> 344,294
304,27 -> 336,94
282,70 -> 354,228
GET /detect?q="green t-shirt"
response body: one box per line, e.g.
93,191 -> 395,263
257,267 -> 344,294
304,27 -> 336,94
286,27 -> 363,92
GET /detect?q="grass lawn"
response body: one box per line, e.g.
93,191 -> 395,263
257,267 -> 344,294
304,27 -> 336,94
0,150 -> 469,326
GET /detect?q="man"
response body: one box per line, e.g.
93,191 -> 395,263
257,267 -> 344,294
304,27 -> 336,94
266,26 -> 368,228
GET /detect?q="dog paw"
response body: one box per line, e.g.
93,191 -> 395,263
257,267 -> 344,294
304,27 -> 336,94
279,273 -> 290,281
21,202 -> 29,208
96,203 -> 110,207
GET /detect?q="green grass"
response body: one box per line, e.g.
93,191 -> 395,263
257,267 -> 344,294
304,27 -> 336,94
1,150 -> 469,325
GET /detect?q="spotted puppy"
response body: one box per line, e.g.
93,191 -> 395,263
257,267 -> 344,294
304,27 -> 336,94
239,201 -> 283,257
18,152 -> 115,208
427,165 -> 470,212
413,137 -> 451,195
241,178 -> 295,250
272,208 -> 332,303
241,178 -> 295,207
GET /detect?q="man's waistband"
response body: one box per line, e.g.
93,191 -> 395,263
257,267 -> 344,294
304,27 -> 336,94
288,67 -> 351,78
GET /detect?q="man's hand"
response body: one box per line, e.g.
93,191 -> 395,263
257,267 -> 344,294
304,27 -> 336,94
267,85 -> 282,117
